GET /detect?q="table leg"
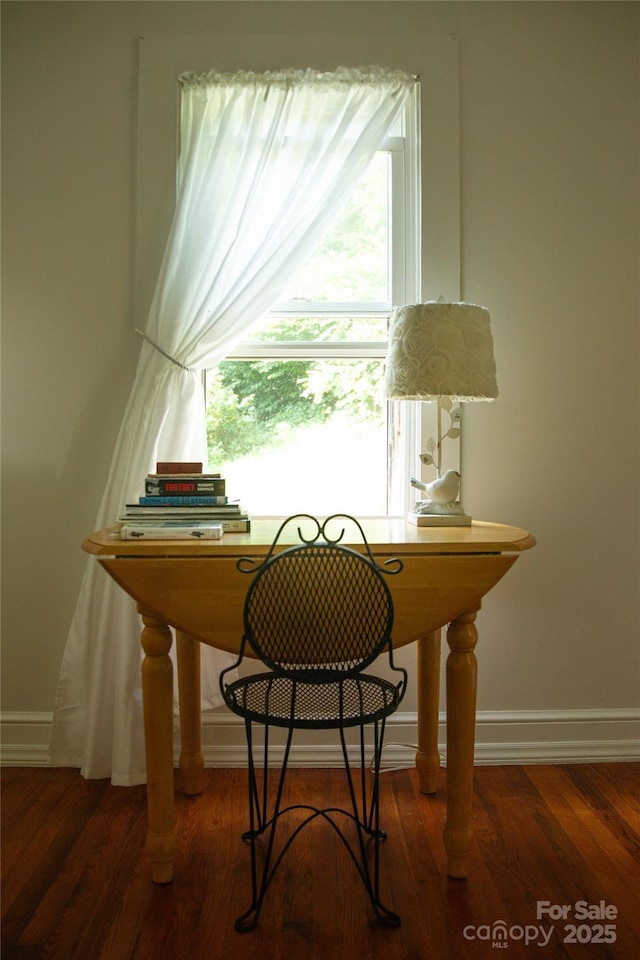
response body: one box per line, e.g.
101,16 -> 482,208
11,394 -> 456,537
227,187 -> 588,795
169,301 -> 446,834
443,605 -> 479,880
139,605 -> 176,884
176,631 -> 204,796
415,629 -> 441,794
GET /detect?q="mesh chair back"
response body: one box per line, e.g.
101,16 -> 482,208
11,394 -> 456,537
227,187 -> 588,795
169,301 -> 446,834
243,541 -> 395,679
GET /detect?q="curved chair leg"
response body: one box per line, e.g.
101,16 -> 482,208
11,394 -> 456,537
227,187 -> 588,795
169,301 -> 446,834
234,905 -> 261,934
339,721 -> 401,927
234,720 -> 400,930
235,723 -> 295,933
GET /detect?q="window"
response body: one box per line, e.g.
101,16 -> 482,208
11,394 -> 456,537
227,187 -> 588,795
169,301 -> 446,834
136,36 -> 461,517
205,108 -> 420,516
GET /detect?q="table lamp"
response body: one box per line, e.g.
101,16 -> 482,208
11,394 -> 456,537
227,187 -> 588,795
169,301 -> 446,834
384,301 -> 498,526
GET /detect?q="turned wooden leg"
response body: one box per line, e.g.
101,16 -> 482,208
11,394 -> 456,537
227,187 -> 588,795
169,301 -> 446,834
443,605 -> 480,880
415,629 -> 441,794
176,631 -> 204,796
139,604 -> 176,884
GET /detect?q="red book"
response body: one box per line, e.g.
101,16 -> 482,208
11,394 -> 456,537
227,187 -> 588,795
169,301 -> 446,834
156,461 -> 203,475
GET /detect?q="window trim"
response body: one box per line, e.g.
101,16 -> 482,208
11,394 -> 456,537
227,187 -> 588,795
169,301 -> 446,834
229,342 -> 388,360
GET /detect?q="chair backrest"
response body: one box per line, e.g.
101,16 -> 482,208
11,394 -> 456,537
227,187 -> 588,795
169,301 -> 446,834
239,515 -> 403,679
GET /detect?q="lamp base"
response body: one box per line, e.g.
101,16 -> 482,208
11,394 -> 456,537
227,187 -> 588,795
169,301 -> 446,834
408,511 -> 472,527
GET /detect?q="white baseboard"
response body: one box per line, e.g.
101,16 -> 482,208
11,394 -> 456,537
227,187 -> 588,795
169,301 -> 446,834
2,708 -> 639,769
1,712 -> 54,767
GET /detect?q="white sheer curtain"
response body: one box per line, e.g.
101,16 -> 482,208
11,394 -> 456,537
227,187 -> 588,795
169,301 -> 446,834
50,66 -> 415,785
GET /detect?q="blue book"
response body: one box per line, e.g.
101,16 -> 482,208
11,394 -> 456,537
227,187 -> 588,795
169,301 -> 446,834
137,496 -> 228,506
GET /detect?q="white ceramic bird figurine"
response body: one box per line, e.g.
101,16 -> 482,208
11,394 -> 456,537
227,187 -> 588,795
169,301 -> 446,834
411,469 -> 461,504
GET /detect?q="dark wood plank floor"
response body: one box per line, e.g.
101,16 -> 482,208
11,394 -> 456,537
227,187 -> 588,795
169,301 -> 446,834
2,763 -> 639,960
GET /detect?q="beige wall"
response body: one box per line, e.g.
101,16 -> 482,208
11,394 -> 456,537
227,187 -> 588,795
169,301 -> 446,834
2,3 -> 638,745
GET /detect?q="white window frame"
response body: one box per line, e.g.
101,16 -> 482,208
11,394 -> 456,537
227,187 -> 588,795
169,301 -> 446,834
223,116 -> 420,514
136,34 -> 461,515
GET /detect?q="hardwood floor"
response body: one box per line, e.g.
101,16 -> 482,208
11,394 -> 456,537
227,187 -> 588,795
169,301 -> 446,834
2,763 -> 639,960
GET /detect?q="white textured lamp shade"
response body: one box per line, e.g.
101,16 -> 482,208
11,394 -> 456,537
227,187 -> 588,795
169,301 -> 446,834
385,302 -> 499,401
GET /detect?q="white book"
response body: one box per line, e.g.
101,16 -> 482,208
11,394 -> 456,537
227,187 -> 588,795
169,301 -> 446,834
119,521 -> 224,540
407,512 -> 471,527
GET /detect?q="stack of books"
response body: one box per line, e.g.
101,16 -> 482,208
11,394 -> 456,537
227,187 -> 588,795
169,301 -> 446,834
115,462 -> 251,539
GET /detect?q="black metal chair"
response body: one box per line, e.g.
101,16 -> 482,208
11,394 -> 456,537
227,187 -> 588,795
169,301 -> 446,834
220,514 -> 407,932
